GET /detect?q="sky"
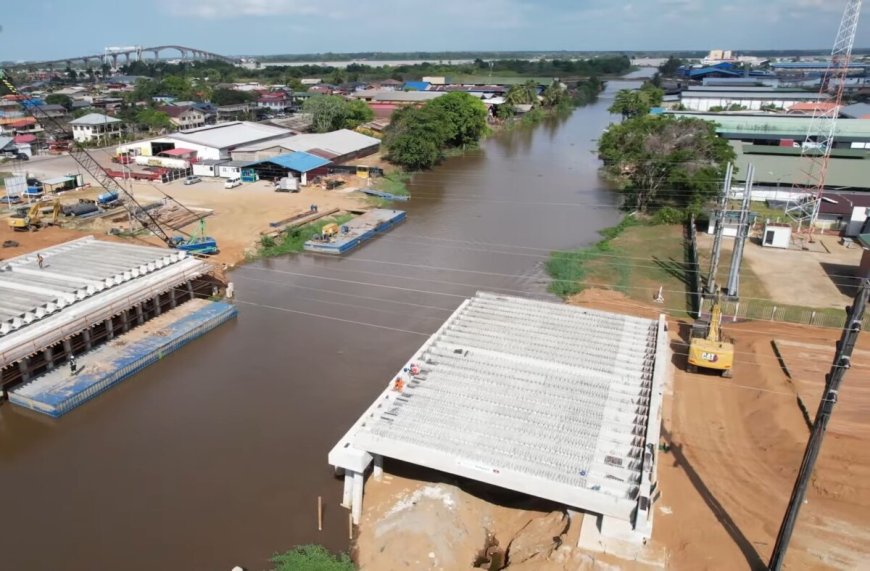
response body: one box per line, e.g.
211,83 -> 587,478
1,0 -> 866,61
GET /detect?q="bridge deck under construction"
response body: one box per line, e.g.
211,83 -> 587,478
329,292 -> 668,536
0,237 -> 213,387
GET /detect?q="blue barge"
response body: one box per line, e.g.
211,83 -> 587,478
8,300 -> 237,418
303,209 -> 406,255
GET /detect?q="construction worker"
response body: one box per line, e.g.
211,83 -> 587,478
69,356 -> 77,375
36,253 -> 44,269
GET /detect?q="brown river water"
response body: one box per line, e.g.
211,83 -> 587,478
0,74 -> 648,571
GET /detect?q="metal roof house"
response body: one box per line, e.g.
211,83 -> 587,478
330,292 -> 669,545
678,88 -> 831,112
68,113 -> 123,143
231,129 -> 380,163
116,121 -> 292,161
243,151 -> 331,185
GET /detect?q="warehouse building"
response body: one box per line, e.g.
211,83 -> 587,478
330,292 -> 668,546
230,129 -> 380,163
678,87 -> 831,111
116,121 -> 292,161
243,151 -> 332,185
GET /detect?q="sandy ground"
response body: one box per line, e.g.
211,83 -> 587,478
3,152 -> 367,266
697,231 -> 863,309
355,288 -> 870,570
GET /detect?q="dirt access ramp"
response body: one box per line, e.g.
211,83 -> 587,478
570,289 -> 870,570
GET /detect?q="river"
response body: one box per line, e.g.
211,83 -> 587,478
0,73 -> 650,571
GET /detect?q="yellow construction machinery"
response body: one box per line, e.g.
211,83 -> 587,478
687,299 -> 735,378
7,200 -> 61,231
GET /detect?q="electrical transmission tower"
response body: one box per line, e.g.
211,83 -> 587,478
785,0 -> 862,239
768,277 -> 869,570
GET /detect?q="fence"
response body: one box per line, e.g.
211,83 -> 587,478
687,218 -> 870,329
685,215 -> 702,319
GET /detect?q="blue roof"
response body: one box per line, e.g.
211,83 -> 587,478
403,81 -> 430,91
683,66 -> 743,78
248,151 -> 330,172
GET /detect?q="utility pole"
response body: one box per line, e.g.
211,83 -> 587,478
768,277 -> 869,571
725,164 -> 754,298
706,162 -> 734,295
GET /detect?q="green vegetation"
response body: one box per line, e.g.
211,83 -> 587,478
373,172 -> 411,196
44,93 -> 72,109
133,107 -> 173,133
546,220 -> 694,317
303,96 -> 374,132
210,87 -> 256,106
658,55 -> 685,77
608,84 -> 664,120
384,92 -> 487,169
256,214 -> 354,257
598,114 -> 735,213
271,545 -> 354,571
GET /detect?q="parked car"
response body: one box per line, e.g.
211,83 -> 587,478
224,177 -> 242,189
184,175 -> 202,185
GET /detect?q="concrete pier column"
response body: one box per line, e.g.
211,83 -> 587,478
105,318 -> 114,341
187,281 -> 195,300
63,338 -> 73,358
136,304 -> 145,325
373,455 -> 384,481
17,359 -> 30,383
342,473 -> 353,508
121,311 -> 130,333
83,328 -> 92,351
153,295 -> 162,316
351,471 -> 364,524
169,288 -> 177,309
44,345 -> 55,371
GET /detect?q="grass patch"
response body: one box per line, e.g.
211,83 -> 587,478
255,213 -> 354,258
373,172 -> 411,196
271,544 -> 354,571
547,219 -> 694,315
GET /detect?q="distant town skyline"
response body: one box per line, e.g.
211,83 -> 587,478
2,0 -> 867,62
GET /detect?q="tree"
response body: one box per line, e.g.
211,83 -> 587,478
45,93 -> 73,109
65,67 -> 77,81
210,88 -> 255,106
541,81 -> 569,108
505,80 -> 539,106
344,99 -> 374,129
303,95 -> 351,133
425,92 -> 488,147
383,105 -> 449,169
136,108 -> 172,133
100,63 -> 111,79
608,86 -> 663,121
598,115 -> 735,213
658,55 -> 684,77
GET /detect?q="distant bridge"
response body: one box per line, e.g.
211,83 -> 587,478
7,45 -> 241,70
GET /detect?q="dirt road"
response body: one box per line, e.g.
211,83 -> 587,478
571,290 -> 870,570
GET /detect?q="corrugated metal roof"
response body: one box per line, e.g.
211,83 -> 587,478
0,136 -> 14,149
841,103 -> 870,119
248,151 -> 330,172
372,91 -> 445,102
233,129 -> 380,157
41,176 -> 74,185
730,142 -> 870,189
681,90 -> 828,101
169,121 -> 291,150
403,81 -> 430,91
69,113 -> 121,125
669,112 -> 870,140
159,147 -> 197,156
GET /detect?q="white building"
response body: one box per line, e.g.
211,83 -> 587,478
68,113 -> 123,143
116,121 -> 292,161
679,87 -> 830,112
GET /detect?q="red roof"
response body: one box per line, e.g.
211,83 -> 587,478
13,134 -> 36,144
9,117 -> 36,128
159,147 -> 197,157
789,102 -> 839,112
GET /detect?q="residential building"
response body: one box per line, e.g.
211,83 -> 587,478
257,92 -> 290,113
159,105 -> 207,130
68,113 -> 123,143
36,104 -> 69,119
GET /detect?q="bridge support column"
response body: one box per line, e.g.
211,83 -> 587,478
105,318 -> 114,341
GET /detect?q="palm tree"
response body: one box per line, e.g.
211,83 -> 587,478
505,80 -> 539,106
542,81 -> 567,108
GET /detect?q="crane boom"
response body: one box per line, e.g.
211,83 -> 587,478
785,0 -> 862,238
0,70 -> 177,247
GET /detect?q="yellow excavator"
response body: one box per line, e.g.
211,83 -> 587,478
687,298 -> 735,378
8,200 -> 61,231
